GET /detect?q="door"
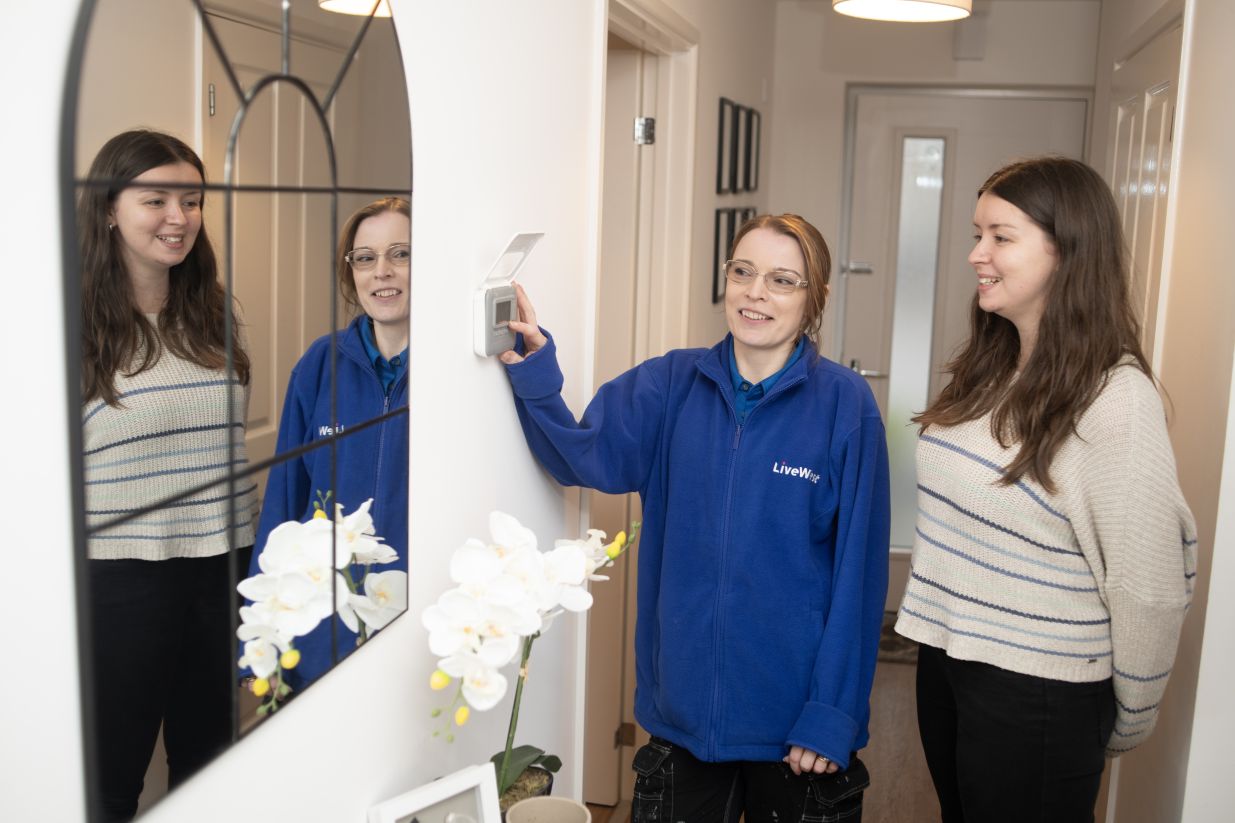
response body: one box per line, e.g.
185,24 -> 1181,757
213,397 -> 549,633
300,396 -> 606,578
837,89 -> 1089,611
583,32 -> 658,808
1106,21 -> 1182,364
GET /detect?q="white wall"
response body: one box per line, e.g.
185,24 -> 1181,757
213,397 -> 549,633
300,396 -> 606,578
0,1 -> 606,821
767,0 -> 1101,356
0,4 -> 88,821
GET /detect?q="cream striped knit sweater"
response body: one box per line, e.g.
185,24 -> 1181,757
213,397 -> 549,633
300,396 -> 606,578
83,338 -> 258,561
895,362 -> 1196,756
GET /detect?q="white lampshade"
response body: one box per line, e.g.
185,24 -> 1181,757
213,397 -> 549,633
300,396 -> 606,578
832,0 -> 972,23
317,0 -> 392,17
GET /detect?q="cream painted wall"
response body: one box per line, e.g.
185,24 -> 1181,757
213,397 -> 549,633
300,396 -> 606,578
0,1 -> 606,821
1095,1 -> 1235,819
767,0 -> 1101,356
654,0 -> 779,349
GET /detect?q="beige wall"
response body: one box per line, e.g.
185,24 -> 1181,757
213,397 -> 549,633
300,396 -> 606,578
1094,0 -> 1235,820
652,0 -> 779,349
766,0 -> 1101,356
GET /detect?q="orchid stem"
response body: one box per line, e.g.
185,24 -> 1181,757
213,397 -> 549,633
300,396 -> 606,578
499,633 -> 537,793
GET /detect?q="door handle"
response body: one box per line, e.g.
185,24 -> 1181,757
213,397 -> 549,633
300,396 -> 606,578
849,358 -> 888,379
842,261 -> 874,275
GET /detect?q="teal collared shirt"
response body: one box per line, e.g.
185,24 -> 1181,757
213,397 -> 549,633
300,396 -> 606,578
728,337 -> 806,425
358,318 -> 408,397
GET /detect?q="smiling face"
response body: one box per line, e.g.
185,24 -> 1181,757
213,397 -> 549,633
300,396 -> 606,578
109,161 -> 203,281
725,227 -> 809,367
970,191 -> 1058,343
351,209 -> 411,335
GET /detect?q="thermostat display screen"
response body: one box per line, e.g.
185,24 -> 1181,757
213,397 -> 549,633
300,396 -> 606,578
494,298 -> 513,325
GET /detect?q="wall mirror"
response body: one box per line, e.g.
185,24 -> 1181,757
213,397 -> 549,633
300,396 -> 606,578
65,0 -> 412,819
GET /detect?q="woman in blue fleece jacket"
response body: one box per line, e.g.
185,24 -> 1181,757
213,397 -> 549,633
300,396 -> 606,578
501,215 -> 890,822
249,196 -> 410,692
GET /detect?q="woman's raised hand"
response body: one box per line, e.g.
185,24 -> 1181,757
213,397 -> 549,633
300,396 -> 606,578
499,283 -> 548,365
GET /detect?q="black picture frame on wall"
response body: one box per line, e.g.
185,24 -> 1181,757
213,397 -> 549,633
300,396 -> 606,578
739,206 -> 757,225
745,109 -> 761,192
734,104 -> 750,195
713,207 -> 737,304
717,98 -> 736,194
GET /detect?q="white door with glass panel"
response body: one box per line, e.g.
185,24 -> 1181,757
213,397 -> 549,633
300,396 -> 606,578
837,88 -> 1088,611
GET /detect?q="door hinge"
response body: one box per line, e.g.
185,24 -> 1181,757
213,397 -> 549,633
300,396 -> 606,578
208,83 -> 216,117
634,116 -> 655,145
614,721 -> 636,748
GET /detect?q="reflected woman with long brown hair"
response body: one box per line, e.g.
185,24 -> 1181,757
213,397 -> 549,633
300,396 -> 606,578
895,157 -> 1196,823
80,129 -> 256,821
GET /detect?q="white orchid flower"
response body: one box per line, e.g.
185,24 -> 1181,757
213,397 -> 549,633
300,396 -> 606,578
422,589 -> 487,657
350,570 -> 408,630
238,636 -> 280,679
489,511 -> 538,555
439,650 -> 509,711
334,499 -> 397,565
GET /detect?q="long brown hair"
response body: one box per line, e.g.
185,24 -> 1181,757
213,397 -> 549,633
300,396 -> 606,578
914,156 -> 1151,492
730,213 -> 832,345
80,129 -> 249,406
335,196 -> 411,316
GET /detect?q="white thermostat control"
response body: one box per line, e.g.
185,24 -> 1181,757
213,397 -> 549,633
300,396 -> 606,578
474,232 -> 543,357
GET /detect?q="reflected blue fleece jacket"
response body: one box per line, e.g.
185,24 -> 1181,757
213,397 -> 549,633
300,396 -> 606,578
250,315 -> 409,690
505,332 -> 889,768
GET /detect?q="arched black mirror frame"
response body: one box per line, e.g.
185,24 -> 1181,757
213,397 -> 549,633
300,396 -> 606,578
59,2 -> 412,820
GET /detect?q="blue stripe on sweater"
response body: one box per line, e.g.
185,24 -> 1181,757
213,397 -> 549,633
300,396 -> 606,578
901,606 -> 1112,660
88,442 -> 233,471
84,423 -> 244,456
920,434 -> 1070,523
85,458 -> 249,485
86,483 -> 258,516
902,590 -> 1110,644
919,509 -> 1092,577
918,484 -> 1081,556
1116,697 -> 1159,714
83,378 -> 241,424
90,515 -> 256,541
1114,667 -> 1171,683
916,527 -> 1099,593
910,570 -> 1110,625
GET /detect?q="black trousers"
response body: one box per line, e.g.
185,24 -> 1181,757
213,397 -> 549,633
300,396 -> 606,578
915,643 -> 1116,823
88,549 -> 249,822
631,736 -> 868,823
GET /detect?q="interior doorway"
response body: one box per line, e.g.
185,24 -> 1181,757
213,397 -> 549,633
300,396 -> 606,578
835,86 -> 1090,613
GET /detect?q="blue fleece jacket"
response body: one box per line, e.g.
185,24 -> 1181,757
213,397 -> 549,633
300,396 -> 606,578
250,315 -> 409,689
506,332 -> 889,769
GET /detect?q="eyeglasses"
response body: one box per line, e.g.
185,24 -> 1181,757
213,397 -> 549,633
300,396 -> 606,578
722,260 -> 808,295
345,244 -> 410,270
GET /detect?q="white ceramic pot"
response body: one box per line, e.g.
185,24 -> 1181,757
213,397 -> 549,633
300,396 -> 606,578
504,796 -> 592,823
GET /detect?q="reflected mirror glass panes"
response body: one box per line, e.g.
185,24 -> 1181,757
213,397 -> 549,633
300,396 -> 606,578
70,0 -> 411,819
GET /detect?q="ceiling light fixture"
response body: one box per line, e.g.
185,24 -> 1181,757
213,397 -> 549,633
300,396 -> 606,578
317,0 -> 392,17
832,0 -> 971,23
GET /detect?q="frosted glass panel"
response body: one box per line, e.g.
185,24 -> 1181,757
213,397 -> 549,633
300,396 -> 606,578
887,137 -> 945,549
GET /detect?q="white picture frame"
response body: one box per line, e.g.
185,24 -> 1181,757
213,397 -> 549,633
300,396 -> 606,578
368,761 -> 501,823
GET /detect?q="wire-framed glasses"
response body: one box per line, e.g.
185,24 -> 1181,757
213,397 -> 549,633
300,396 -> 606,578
722,260 -> 808,294
345,243 -> 410,270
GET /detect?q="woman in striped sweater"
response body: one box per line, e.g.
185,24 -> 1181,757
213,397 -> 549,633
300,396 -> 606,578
895,157 -> 1196,823
79,129 -> 256,822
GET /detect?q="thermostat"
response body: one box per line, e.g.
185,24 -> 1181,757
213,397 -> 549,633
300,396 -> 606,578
474,232 -> 543,357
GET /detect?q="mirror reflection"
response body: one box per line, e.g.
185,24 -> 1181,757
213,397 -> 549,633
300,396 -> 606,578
80,131 -> 257,823
72,0 -> 411,820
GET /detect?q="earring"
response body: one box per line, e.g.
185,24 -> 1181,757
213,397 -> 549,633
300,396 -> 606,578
107,223 -> 115,231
